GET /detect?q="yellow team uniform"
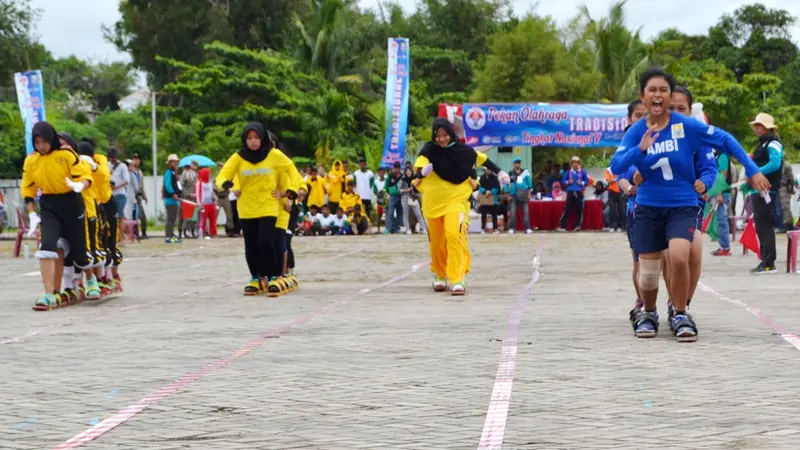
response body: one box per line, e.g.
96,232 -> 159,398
277,169 -> 305,230
306,176 -> 326,208
339,191 -> 364,214
413,151 -> 486,284
216,149 -> 299,219
326,160 -> 346,204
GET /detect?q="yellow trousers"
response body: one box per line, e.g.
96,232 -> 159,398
426,210 -> 470,283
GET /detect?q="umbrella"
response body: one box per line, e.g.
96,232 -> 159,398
179,154 -> 215,168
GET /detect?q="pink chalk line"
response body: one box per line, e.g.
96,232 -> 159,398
2,247 -> 367,345
478,237 -> 544,450
52,260 -> 428,450
698,281 -> 800,352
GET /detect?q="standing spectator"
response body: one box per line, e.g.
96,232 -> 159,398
479,167 -> 501,233
196,168 -> 217,237
778,157 -> 795,232
326,160 -> 346,213
748,113 -> 782,274
401,166 -> 425,234
385,162 -> 403,234
373,167 -> 387,231
711,149 -> 734,256
163,154 -> 181,243
604,168 -> 625,232
558,156 -> 589,231
353,158 -> 375,217
507,158 -> 532,234
130,153 -> 149,238
178,161 -> 199,238
108,147 -> 130,219
124,159 -> 139,223
214,161 -> 235,236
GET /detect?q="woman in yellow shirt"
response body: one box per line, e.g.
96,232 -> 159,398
22,122 -> 93,309
326,159 -> 346,211
216,122 -> 298,296
305,167 -> 326,208
414,118 -> 508,295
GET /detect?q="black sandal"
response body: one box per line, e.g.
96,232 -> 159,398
632,310 -> 659,338
669,313 -> 698,343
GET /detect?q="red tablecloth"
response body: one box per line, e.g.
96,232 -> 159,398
514,199 -> 604,231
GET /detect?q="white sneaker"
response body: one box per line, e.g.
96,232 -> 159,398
450,283 -> 466,296
494,230 -> 500,235
525,229 -> 533,234
406,230 -> 412,235
508,229 -> 515,234
480,230 -> 486,235
433,277 -> 448,292
556,227 -> 566,232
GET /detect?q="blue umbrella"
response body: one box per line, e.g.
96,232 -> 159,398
179,154 -> 216,168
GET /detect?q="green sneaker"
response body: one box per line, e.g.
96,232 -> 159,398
34,293 -> 58,310
86,279 -> 102,300
432,277 -> 448,292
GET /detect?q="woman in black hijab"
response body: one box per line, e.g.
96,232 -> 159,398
413,117 -> 509,296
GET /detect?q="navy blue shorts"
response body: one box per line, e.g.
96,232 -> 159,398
626,213 -> 638,261
632,205 -> 698,254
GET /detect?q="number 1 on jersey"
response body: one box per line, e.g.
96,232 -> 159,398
650,157 -> 674,181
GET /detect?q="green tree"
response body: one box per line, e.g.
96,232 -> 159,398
412,0 -> 510,60
471,14 -> 600,102
579,0 -> 649,102
0,0 -> 47,91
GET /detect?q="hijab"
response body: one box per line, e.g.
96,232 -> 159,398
238,122 -> 272,164
32,122 -> 61,154
57,132 -> 79,151
418,117 -> 477,185
77,141 -> 95,157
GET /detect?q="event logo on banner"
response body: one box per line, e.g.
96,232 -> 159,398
462,103 -> 629,148
14,70 -> 46,155
381,38 -> 410,166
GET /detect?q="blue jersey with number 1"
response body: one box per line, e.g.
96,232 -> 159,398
610,113 -> 725,208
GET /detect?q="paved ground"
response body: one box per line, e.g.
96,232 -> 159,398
2,231 -> 800,450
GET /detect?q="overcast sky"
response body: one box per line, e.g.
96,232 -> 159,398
30,0 -> 800,63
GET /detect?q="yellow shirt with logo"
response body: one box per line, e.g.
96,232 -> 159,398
22,149 -> 93,199
413,151 -> 486,219
216,149 -> 297,219
277,169 -> 304,230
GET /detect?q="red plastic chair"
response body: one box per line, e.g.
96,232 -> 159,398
14,204 -> 40,257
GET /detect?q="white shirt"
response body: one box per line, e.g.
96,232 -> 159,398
109,161 -> 130,196
331,215 -> 347,227
313,213 -> 336,227
353,169 -> 374,199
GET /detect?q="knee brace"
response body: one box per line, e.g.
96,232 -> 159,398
638,258 -> 661,291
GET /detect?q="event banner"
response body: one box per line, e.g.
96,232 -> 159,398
14,70 -> 47,155
462,103 -> 629,148
381,38 -> 410,166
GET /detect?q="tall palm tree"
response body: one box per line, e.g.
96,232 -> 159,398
293,0 -> 362,85
301,88 -> 356,164
580,1 -> 650,102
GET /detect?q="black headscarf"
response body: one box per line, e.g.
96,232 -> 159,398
57,132 -> 79,151
77,141 -> 95,157
479,170 -> 500,192
238,122 -> 273,164
418,117 -> 477,184
31,122 -> 61,154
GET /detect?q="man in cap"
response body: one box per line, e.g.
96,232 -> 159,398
558,156 -> 589,231
748,113 -> 783,274
163,154 -> 182,243
507,158 -> 533,234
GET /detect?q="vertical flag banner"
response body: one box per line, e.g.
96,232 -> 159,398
14,70 -> 47,155
381,38 -> 410,167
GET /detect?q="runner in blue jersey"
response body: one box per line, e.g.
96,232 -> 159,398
610,68 -> 770,343
616,100 -> 647,316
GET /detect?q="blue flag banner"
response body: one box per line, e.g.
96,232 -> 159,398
381,38 -> 410,167
14,70 -> 47,155
462,103 -> 629,148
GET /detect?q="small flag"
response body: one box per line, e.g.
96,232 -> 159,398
706,172 -> 730,197
702,203 -> 718,241
739,218 -> 761,258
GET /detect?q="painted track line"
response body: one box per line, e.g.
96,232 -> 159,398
53,259 -> 428,450
477,237 -> 544,450
699,281 -> 800,352
2,246 -> 367,345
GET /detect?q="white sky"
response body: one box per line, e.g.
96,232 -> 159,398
29,0 -> 800,62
